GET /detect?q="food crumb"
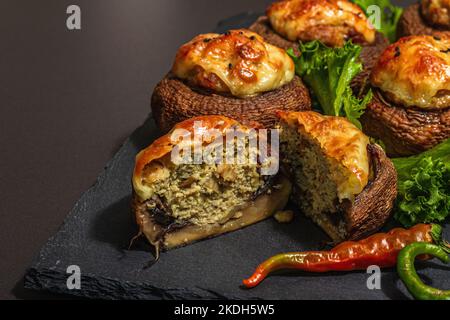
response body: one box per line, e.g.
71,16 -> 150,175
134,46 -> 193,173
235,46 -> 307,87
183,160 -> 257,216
274,210 -> 294,223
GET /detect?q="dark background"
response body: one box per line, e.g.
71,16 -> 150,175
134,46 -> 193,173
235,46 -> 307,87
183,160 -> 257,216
0,0 -> 409,299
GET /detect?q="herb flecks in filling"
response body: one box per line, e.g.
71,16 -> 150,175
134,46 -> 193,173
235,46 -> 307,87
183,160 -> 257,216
280,124 -> 349,237
141,139 -> 267,226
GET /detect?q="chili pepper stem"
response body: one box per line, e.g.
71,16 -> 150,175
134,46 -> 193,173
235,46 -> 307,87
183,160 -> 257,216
430,224 -> 450,254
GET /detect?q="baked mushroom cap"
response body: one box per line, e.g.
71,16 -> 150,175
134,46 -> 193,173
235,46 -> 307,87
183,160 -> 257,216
371,35 -> 450,110
152,74 -> 311,132
277,111 -> 397,242
362,35 -> 450,156
249,17 -> 388,95
422,0 -> 450,26
397,2 -> 450,38
172,29 -> 295,98
132,115 -> 292,251
266,0 -> 376,47
361,92 -> 450,156
151,29 -> 312,132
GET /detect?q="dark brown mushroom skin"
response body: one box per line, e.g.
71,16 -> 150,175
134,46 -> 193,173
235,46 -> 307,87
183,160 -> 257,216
360,91 -> 450,157
248,16 -> 389,95
151,74 -> 312,132
397,3 -> 450,38
345,144 -> 397,240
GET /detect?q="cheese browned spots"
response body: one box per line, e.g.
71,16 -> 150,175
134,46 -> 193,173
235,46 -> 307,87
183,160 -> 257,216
371,35 -> 450,109
267,0 -> 375,47
172,29 -> 295,98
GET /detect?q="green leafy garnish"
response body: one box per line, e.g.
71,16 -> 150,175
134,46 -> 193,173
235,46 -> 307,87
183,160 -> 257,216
351,0 -> 403,42
392,139 -> 450,227
287,40 -> 372,129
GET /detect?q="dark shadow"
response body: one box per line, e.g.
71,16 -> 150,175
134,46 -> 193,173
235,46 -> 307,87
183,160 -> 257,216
109,131 -> 136,157
380,271 -> 410,300
128,115 -> 164,153
90,195 -> 138,252
12,276 -> 80,300
215,12 -> 261,33
90,195 -> 156,258
416,260 -> 450,272
269,202 -> 334,249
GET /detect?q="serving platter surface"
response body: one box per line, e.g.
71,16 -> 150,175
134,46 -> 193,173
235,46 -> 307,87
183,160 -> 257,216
24,11 -> 449,300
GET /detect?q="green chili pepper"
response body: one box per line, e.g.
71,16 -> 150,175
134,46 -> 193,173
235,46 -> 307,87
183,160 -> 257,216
397,242 -> 450,300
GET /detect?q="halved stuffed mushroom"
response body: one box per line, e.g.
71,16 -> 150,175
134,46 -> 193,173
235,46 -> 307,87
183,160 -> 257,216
277,111 -> 397,242
132,115 -> 292,252
151,29 -> 311,132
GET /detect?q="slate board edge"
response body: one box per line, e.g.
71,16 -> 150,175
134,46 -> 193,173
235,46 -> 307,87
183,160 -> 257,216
24,266 -> 258,300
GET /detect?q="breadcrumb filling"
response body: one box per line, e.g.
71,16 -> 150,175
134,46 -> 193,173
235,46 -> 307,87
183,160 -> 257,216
141,140 -> 265,226
280,124 -> 348,238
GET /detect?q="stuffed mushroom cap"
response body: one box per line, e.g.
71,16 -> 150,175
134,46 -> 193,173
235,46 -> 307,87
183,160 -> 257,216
371,35 -> 450,110
151,29 -> 312,132
266,0 -> 376,47
422,0 -> 450,27
171,29 -> 295,98
397,2 -> 450,38
361,35 -> 450,156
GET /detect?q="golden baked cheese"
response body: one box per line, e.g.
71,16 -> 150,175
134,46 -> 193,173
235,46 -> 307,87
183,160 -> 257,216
171,29 -> 295,98
371,35 -> 450,110
422,0 -> 450,26
267,0 -> 376,47
278,111 -> 370,201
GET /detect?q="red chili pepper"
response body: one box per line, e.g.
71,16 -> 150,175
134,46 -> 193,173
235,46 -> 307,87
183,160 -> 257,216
243,224 -> 446,288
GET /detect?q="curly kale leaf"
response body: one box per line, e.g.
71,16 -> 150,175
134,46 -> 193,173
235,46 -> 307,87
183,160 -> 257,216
392,139 -> 450,227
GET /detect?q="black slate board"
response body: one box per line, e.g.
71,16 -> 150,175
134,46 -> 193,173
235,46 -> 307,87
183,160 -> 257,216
24,12 -> 450,300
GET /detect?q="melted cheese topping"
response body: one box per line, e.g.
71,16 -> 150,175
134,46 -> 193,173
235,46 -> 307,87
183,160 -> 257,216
280,111 -> 370,200
371,35 -> 450,110
267,0 -> 375,47
171,29 -> 295,98
422,0 -> 450,27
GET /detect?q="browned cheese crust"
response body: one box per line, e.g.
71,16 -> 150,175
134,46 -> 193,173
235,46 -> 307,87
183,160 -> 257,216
151,29 -> 311,132
362,35 -> 450,156
397,3 -> 450,38
151,74 -> 311,132
264,0 -> 376,47
249,16 -> 389,94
